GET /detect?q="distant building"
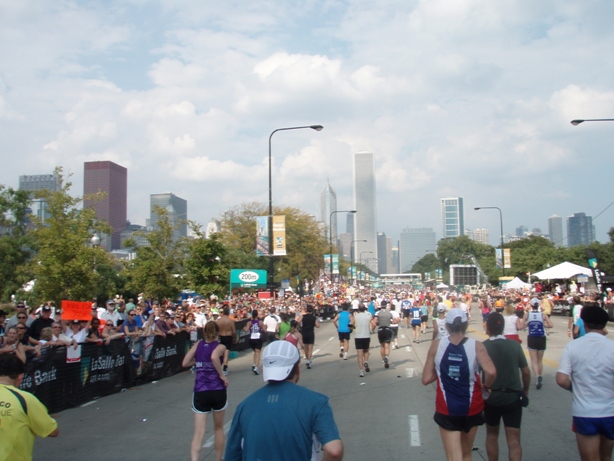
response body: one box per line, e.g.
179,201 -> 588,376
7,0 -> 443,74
319,181 -> 338,241
353,152 -> 378,272
515,225 -> 528,237
531,228 -> 542,236
338,233 -> 352,259
150,193 -> 188,242
120,222 -> 150,248
548,215 -> 564,247
205,219 -> 221,239
346,213 -> 354,240
441,197 -> 464,238
567,213 -> 594,247
377,232 -> 389,275
84,161 -> 127,251
19,172 -> 62,224
399,227 -> 436,273
391,245 -> 400,274
472,228 -> 490,245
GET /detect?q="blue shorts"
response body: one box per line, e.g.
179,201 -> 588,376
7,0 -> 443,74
573,416 -> 614,440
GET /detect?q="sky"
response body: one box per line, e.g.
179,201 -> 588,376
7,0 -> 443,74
1,0 -> 614,248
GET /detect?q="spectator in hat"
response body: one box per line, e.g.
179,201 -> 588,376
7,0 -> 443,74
100,299 -> 122,328
557,306 -> 614,461
225,341 -> 343,461
29,306 -> 55,341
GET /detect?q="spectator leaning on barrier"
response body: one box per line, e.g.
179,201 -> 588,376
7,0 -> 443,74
7,302 -> 33,329
100,299 -> 121,327
0,326 -> 27,363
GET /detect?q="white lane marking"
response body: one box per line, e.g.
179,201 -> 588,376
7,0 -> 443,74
405,346 -> 412,352
313,349 -> 320,357
409,414 -> 421,447
406,368 -> 414,378
400,334 -> 406,339
328,336 -> 334,341
80,401 -> 96,408
203,420 -> 233,447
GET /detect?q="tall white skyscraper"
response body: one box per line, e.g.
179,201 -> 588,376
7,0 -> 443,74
319,181 -> 337,244
548,215 -> 564,247
399,228 -> 436,273
441,197 -> 464,238
353,152 -> 378,271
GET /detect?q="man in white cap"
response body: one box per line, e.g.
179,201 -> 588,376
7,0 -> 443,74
225,341 -> 344,461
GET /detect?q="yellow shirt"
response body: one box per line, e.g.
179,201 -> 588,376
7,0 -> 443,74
0,384 -> 57,461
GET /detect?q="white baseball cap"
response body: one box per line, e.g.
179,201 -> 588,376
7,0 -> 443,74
436,303 -> 447,313
262,341 -> 299,382
445,308 -> 468,324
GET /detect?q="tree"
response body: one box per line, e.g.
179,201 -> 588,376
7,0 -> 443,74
184,227 -> 229,297
0,185 -> 33,301
410,253 -> 439,275
26,170 -> 112,305
436,236 -> 495,283
218,202 -> 329,286
122,205 -> 185,301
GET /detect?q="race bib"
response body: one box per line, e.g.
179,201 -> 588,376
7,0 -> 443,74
250,332 -> 260,339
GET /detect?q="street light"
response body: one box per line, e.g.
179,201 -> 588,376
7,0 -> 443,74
359,251 -> 373,266
350,239 -> 366,282
268,125 -> 323,298
91,232 -> 100,275
329,210 -> 356,280
571,119 -> 614,126
474,206 -> 505,276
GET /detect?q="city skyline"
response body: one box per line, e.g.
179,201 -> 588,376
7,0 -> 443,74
353,151 -> 378,272
2,2 -> 613,250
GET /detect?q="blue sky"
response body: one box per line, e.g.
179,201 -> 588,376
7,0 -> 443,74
1,0 -> 613,247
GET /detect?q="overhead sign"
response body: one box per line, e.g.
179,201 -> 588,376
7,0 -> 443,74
230,269 -> 267,288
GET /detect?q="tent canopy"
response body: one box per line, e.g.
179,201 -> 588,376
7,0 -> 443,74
436,282 -> 448,289
503,277 -> 531,289
533,262 -> 592,280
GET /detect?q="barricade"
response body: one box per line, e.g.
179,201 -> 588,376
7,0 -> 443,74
18,324 -> 252,413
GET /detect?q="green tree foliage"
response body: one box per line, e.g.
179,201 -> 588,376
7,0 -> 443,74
436,236 -> 495,283
122,205 -> 185,301
218,202 -> 329,286
0,186 -> 33,301
27,171 -> 112,305
185,227 -> 229,297
410,253 -> 440,275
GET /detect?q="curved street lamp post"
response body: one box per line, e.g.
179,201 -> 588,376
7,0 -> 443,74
268,125 -> 323,298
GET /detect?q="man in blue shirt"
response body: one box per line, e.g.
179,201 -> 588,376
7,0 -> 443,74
225,341 -> 343,461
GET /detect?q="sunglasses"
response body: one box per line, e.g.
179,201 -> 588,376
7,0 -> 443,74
128,313 -> 136,316
17,316 -> 27,319
16,326 -> 26,330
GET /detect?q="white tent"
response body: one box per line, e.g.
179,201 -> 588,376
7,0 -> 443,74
503,277 -> 531,290
436,282 -> 448,289
532,262 -> 592,280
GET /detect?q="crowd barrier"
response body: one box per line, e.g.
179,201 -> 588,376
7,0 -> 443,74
19,320 -> 251,414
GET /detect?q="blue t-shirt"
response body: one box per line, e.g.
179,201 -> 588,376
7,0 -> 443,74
337,311 -> 351,333
410,307 -> 422,325
225,381 -> 340,461
367,302 -> 376,317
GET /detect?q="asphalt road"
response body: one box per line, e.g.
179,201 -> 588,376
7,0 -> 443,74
34,312 -> 594,460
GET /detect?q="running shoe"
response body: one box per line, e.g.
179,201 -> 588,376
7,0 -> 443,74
343,352 -> 348,360
359,370 -> 365,377
536,375 -> 542,390
364,362 -> 370,373
416,339 -> 420,344
306,361 -> 312,369
252,366 -> 259,375
384,357 -> 389,369
223,370 -> 229,376
340,347 -> 344,358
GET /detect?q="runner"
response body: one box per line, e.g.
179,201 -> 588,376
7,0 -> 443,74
401,294 -> 412,329
243,310 -> 266,375
354,304 -> 372,377
372,304 -> 393,369
333,304 -> 354,360
389,304 -> 401,350
282,320 -> 304,351
182,321 -> 229,461
410,302 -> 422,343
216,307 -> 236,375
526,299 -> 553,390
300,305 -> 319,369
432,303 -> 449,341
420,298 -> 429,334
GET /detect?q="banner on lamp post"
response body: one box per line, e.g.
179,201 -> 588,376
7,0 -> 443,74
332,254 -> 339,275
256,216 -> 269,256
272,215 -> 286,256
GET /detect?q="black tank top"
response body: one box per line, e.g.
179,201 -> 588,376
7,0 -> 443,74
301,314 -> 316,333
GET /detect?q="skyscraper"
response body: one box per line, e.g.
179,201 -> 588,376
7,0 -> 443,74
548,215 -> 564,247
399,228 -> 436,273
19,172 -> 62,224
319,181 -> 337,241
346,213 -> 354,240
567,212 -> 594,247
353,152 -> 377,271
150,193 -> 188,242
516,225 -> 528,237
377,232 -> 388,275
472,228 -> 490,245
84,161 -> 127,250
441,197 -> 464,238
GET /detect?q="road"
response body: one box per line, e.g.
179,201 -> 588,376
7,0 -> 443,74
35,312 -> 592,460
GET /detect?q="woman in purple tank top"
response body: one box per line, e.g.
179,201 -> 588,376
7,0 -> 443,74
182,321 -> 228,461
